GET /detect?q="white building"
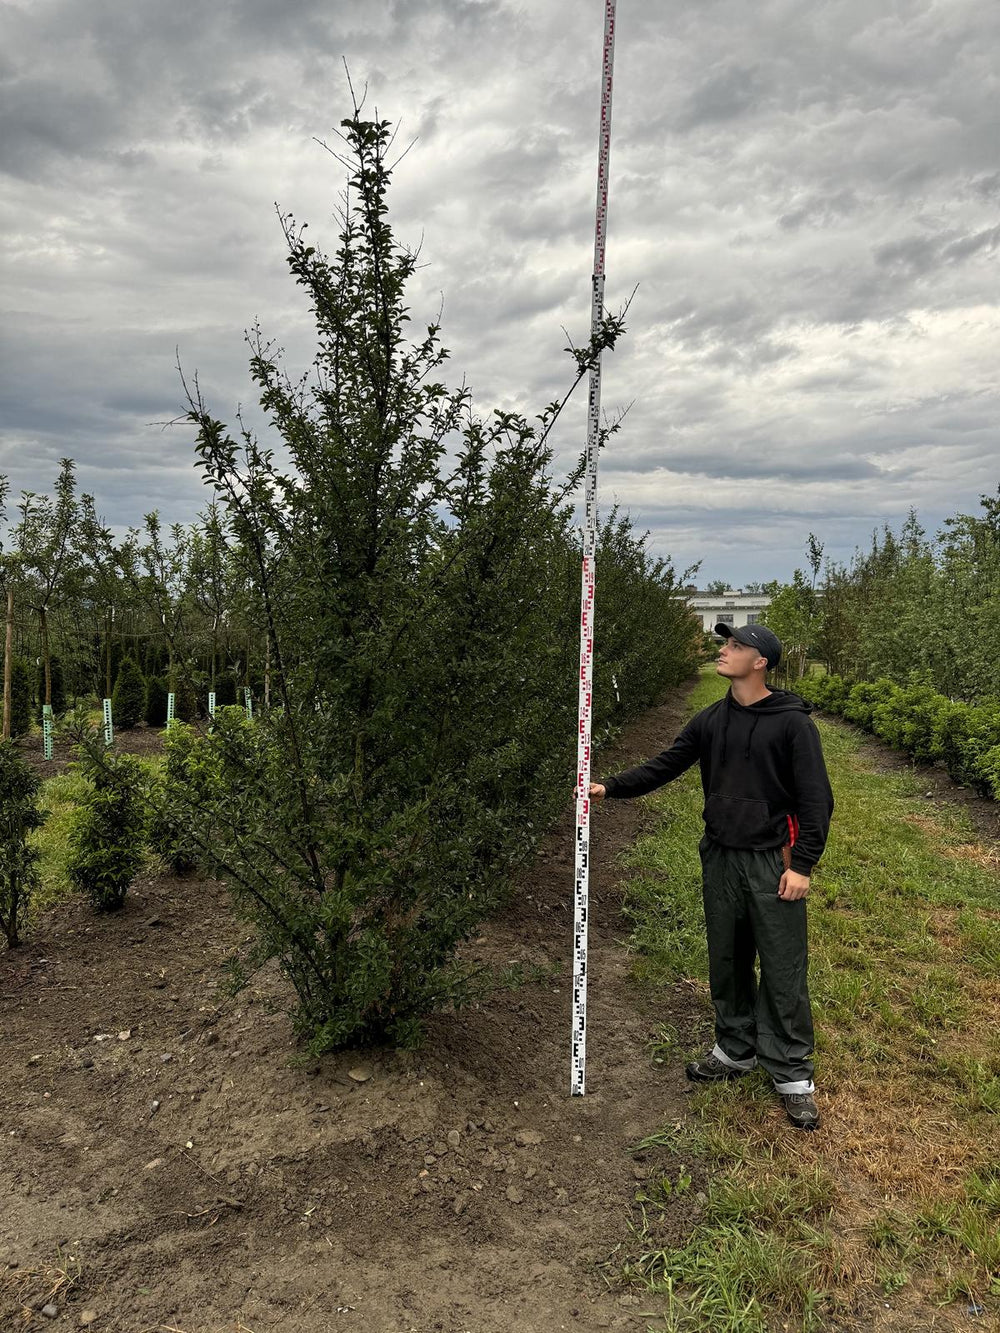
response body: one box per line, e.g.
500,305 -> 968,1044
689,589 -> 770,634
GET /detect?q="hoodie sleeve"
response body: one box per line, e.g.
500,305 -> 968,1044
788,716 -> 834,874
601,713 -> 703,799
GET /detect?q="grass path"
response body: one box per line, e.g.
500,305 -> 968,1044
619,670 -> 1000,1331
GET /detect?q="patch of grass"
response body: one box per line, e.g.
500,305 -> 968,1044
618,667 -> 1000,1325
625,1164 -> 839,1332
958,909 -> 1000,974
28,758 -> 164,915
29,768 -> 92,911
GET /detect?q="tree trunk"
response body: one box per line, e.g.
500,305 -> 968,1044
3,586 -> 13,739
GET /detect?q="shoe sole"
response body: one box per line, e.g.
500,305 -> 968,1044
685,1064 -> 750,1083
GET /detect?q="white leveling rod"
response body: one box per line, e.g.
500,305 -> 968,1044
571,0 -> 617,1098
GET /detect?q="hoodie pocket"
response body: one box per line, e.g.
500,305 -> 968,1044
704,793 -> 772,847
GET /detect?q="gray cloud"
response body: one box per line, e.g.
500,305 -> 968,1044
2,0 -> 1000,583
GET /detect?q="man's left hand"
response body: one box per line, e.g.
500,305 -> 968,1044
778,869 -> 810,901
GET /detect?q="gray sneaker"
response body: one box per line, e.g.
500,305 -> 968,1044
685,1051 -> 751,1083
781,1091 -> 820,1130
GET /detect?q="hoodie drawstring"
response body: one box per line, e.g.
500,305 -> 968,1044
745,712 -> 761,759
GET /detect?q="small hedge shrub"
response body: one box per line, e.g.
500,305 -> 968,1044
0,741 -> 45,947
67,751 -> 147,911
805,670 -> 1000,797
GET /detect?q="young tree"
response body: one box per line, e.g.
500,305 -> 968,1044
11,460 -> 80,713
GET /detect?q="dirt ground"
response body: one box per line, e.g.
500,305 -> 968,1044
17,724 -> 169,780
4,690 -> 995,1333
2,689 -> 713,1333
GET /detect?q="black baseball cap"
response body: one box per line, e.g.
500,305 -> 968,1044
714,622 -> 782,670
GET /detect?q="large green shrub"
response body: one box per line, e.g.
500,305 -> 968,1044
9,656 -> 32,737
591,509 -> 700,721
111,656 -> 145,729
880,684 -> 951,764
814,669 -> 1000,799
0,741 -> 45,948
67,751 -> 147,911
959,702 -> 1000,792
214,674 -> 237,707
175,106 -> 695,1053
144,675 -> 168,726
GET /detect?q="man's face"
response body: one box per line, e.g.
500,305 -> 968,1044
716,636 -> 767,679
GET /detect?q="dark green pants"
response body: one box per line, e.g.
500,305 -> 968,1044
699,837 -> 815,1092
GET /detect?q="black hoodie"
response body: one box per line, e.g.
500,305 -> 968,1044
601,689 -> 834,875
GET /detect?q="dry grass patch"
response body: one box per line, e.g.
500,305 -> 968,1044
0,1250 -> 81,1325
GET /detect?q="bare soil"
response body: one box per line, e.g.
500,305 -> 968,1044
1,688 -> 710,1333
5,693 -> 994,1333
16,724 -> 169,780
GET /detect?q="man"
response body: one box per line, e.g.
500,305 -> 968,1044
591,623 -> 834,1130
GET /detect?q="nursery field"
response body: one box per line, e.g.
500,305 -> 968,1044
2,690 -> 700,1333
3,673 -> 1000,1333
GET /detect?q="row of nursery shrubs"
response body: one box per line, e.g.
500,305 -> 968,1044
2,709 -> 236,948
4,652 -> 246,735
797,674 -> 1000,798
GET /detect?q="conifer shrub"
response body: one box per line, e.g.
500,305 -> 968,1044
214,674 -> 237,707
144,675 -> 168,726
9,656 -> 32,737
67,751 -> 147,911
0,741 -> 45,948
111,656 -> 145,729
173,676 -> 198,722
176,106 -> 698,1053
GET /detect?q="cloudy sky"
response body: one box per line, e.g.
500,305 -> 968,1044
3,0 -> 999,584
